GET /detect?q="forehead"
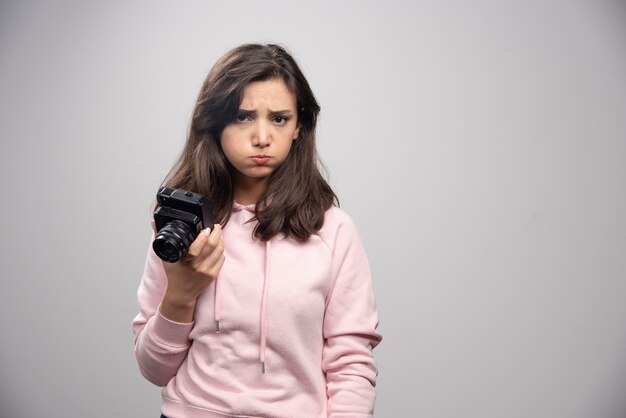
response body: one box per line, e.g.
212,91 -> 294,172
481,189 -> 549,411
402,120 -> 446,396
239,78 -> 297,109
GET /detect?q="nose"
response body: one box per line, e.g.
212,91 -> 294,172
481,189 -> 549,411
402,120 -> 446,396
252,120 -> 271,148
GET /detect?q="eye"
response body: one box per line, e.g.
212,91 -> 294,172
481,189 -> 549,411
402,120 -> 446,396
273,115 -> 289,125
236,114 -> 251,123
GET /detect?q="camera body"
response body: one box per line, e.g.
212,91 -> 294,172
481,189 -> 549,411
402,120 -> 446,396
152,187 -> 213,263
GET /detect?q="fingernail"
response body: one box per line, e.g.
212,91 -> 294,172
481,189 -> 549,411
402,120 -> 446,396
204,227 -> 212,236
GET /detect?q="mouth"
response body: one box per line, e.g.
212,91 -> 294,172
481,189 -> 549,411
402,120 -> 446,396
250,155 -> 271,165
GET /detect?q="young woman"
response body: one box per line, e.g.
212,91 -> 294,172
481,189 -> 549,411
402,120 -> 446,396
132,43 -> 382,418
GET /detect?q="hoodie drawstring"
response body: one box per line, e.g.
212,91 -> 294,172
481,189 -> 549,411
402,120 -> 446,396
259,239 -> 271,374
213,203 -> 272,374
214,274 -> 222,333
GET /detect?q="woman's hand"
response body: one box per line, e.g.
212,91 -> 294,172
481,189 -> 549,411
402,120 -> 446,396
158,224 -> 225,323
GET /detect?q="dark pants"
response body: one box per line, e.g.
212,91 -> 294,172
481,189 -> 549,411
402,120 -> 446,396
160,415 -> 168,418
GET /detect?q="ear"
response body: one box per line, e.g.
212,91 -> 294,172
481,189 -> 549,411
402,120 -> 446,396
293,124 -> 301,140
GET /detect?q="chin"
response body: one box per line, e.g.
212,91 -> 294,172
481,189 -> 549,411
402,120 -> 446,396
248,166 -> 275,176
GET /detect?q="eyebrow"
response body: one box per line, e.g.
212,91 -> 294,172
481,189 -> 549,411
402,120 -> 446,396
238,108 -> 294,114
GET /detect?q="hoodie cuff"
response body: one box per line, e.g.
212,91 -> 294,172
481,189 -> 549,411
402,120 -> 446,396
151,309 -> 194,347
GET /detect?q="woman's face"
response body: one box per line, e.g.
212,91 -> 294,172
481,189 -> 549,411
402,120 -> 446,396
220,78 -> 300,200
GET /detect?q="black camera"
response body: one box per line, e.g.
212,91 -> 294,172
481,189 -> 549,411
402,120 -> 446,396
152,187 -> 213,263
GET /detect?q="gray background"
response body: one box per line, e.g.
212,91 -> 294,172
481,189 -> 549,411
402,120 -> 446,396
1,1 -> 625,417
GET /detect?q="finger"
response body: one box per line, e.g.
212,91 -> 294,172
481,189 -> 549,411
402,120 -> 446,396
199,238 -> 224,270
205,224 -> 223,250
205,251 -> 226,279
187,223 -> 222,258
186,226 -> 211,257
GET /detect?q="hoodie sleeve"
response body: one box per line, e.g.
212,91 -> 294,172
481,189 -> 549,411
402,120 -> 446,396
322,212 -> 382,418
132,241 -> 194,387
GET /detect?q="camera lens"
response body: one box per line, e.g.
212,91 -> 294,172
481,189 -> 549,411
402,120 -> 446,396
153,220 -> 196,262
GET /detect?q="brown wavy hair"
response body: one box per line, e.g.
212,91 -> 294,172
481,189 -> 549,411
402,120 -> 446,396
159,43 -> 338,242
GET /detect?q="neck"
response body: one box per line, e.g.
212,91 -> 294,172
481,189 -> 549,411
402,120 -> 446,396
233,176 -> 268,205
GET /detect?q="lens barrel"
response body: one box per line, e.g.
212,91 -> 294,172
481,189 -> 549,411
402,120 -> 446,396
153,220 -> 196,262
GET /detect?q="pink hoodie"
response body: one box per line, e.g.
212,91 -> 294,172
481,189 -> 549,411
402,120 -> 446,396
132,203 -> 382,418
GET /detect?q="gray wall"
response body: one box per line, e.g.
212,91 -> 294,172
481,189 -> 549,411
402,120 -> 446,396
1,1 -> 625,417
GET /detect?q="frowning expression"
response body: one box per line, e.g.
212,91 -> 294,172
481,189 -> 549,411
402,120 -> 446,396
220,78 -> 300,194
